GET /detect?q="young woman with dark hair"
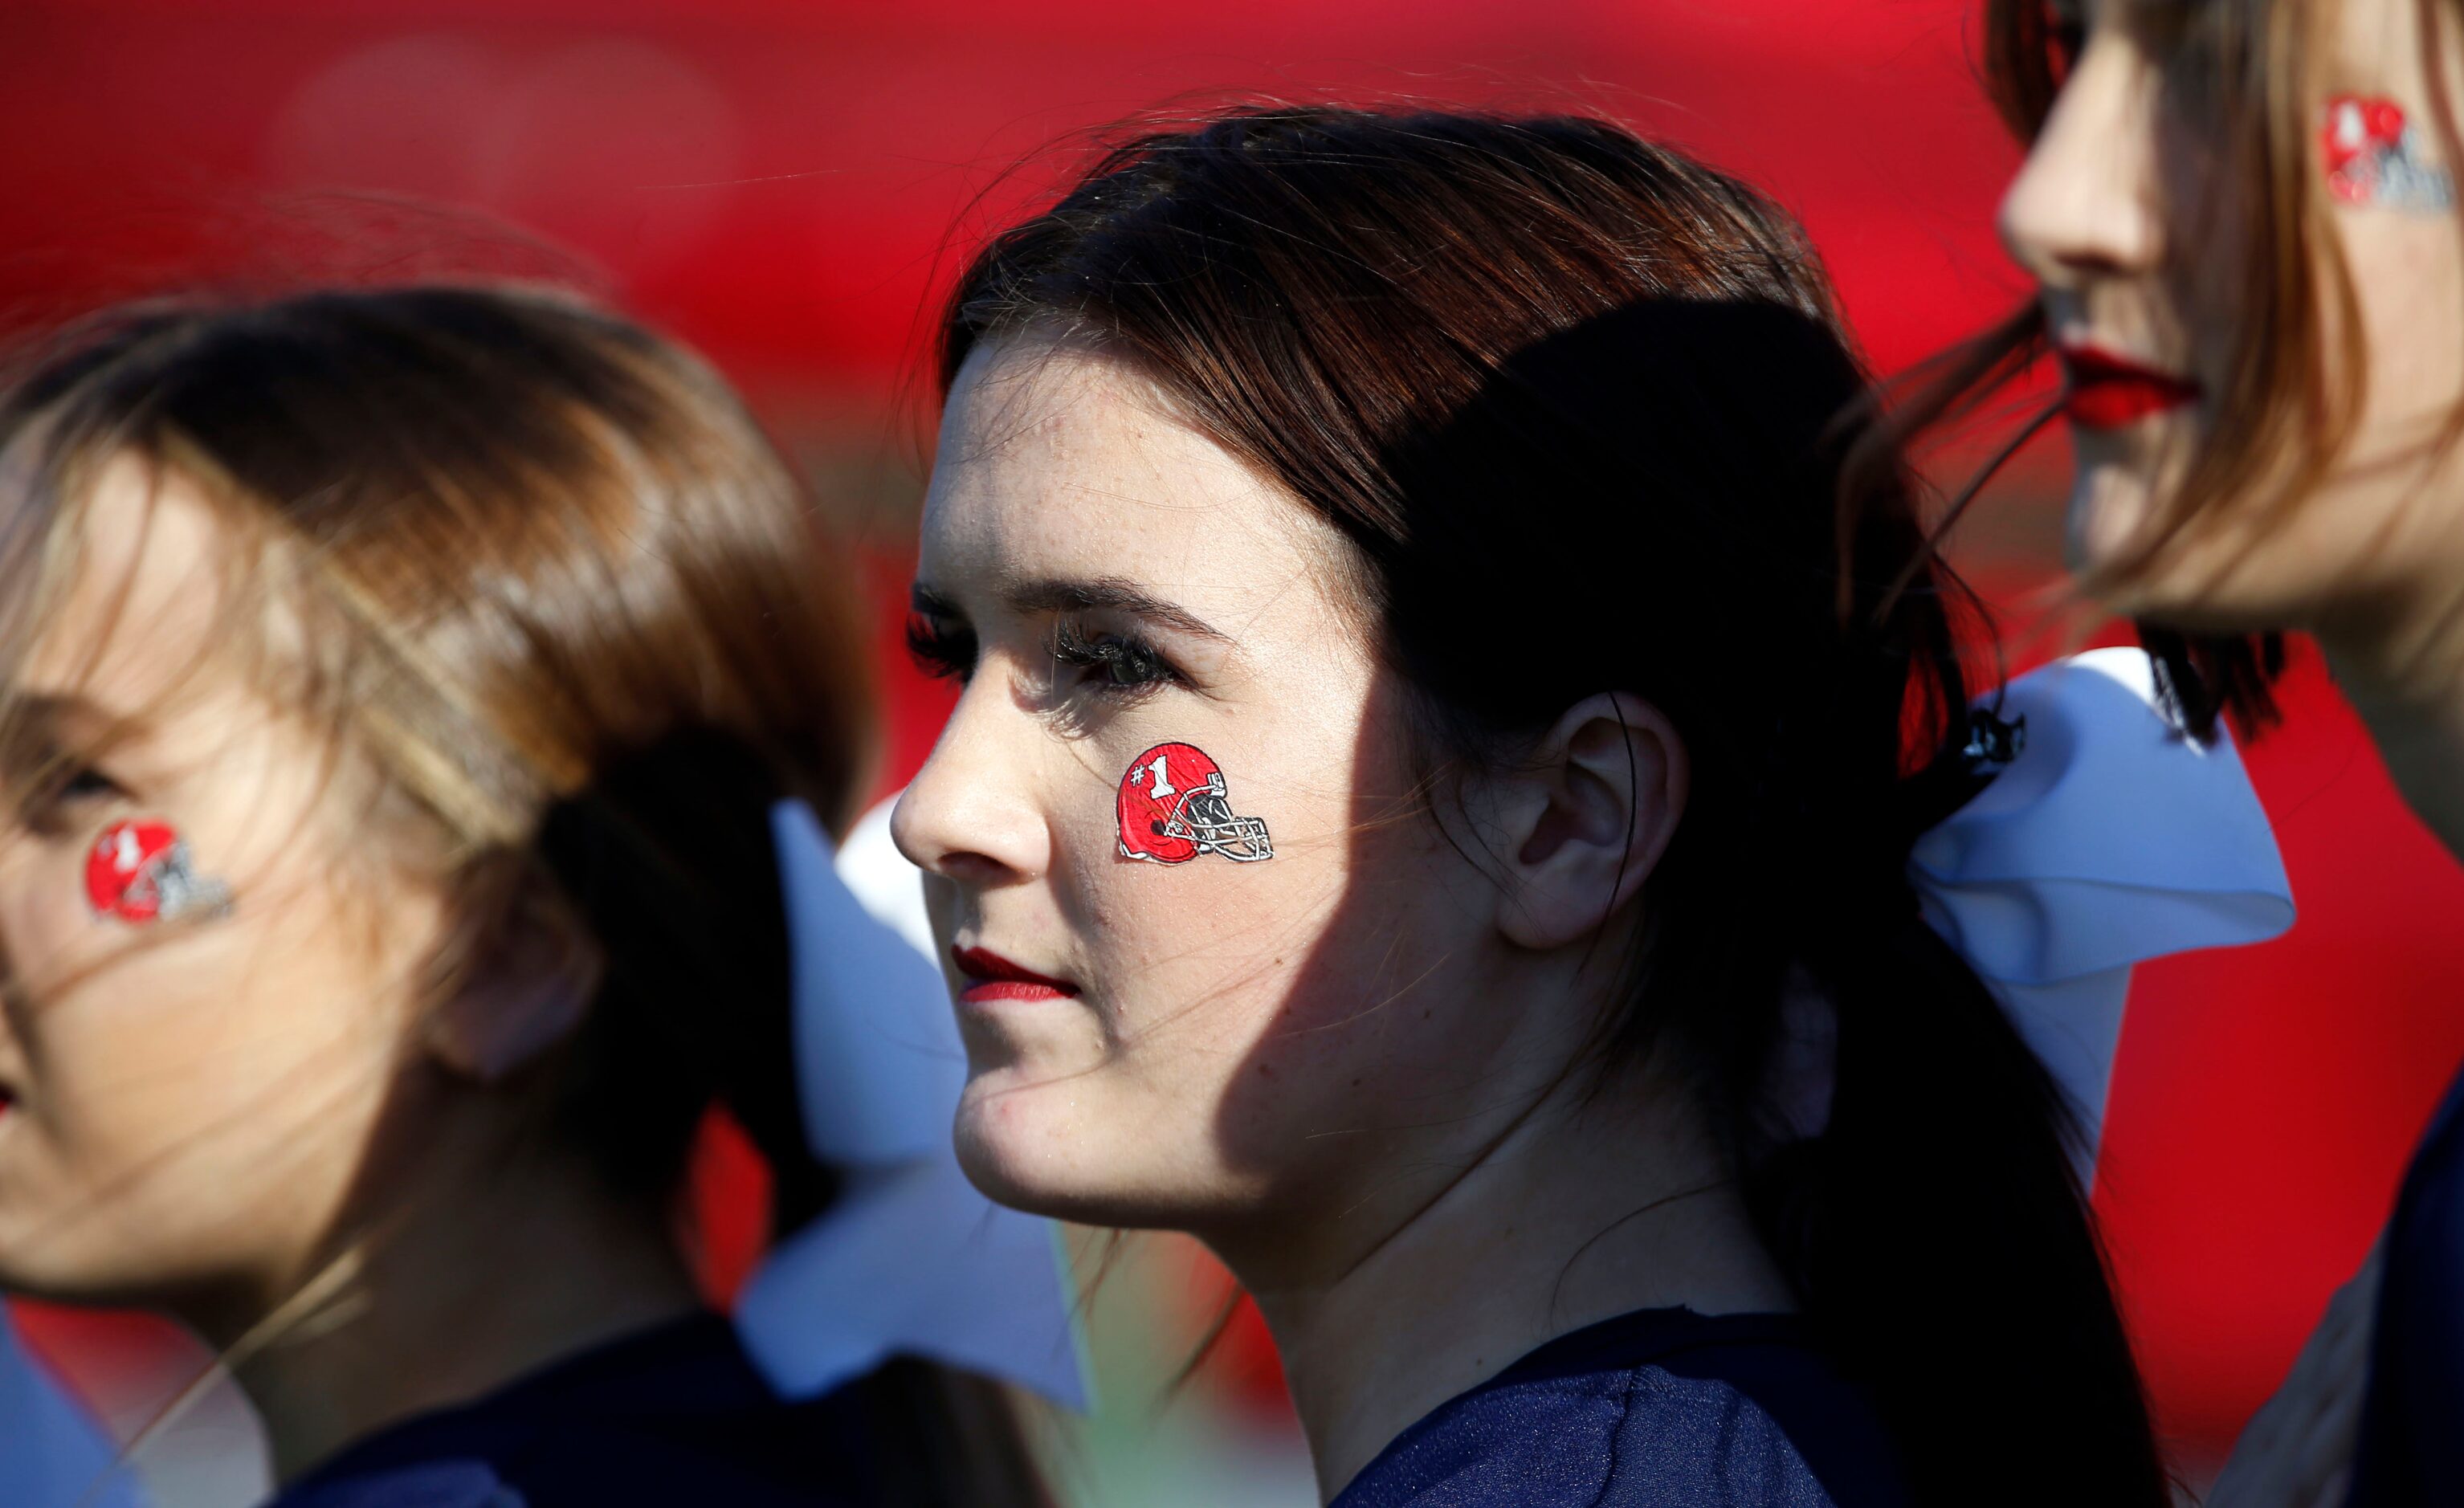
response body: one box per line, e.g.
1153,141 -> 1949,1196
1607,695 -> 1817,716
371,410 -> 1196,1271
1875,2 -> 2464,1502
891,104 -> 2286,1506
0,285 -> 1071,1506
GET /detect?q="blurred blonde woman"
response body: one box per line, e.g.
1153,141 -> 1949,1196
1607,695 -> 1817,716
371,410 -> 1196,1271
0,286 -> 1069,1506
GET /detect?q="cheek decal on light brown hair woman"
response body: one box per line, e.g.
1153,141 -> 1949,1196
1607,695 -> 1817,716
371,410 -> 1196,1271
2321,95 -> 2457,210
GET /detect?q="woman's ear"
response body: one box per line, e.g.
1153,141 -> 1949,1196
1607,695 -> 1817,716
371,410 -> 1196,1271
427,902 -> 602,1085
1483,691 -> 1687,951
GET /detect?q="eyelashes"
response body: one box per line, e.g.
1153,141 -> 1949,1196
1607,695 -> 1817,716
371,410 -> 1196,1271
2050,22 -> 2083,80
906,613 -> 976,683
1050,618 -> 1179,695
904,612 -> 1183,702
52,766 -> 123,804
2034,0 -> 2083,84
2038,2 -> 2083,84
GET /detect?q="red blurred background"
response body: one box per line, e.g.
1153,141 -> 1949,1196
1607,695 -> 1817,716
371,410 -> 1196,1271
2,0 -> 2457,1490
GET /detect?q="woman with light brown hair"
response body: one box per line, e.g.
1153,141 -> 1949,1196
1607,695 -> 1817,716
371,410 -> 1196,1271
1880,0 -> 2464,1502
0,285 -> 1075,1506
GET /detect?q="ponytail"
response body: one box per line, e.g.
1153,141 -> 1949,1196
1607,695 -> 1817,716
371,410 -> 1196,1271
1732,457 -> 2171,1507
536,732 -> 1050,1508
1754,891 -> 2169,1507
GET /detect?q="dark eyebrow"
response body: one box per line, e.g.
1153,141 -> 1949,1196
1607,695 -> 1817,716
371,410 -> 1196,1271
1006,577 -> 1230,643
910,577 -> 1229,644
0,692 -> 139,773
8,692 -> 124,743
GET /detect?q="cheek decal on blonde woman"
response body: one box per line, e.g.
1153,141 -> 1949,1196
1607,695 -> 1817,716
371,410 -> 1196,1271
84,817 -> 232,924
2322,95 -> 2457,211
1115,742 -> 1273,864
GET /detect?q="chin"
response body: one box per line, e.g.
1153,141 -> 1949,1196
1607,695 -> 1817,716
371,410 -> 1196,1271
0,1232 -> 165,1310
2071,471 -> 2361,636
2064,456 -> 2244,626
950,1072 -> 1201,1230
2061,419 -> 2348,630
0,1209 -> 89,1302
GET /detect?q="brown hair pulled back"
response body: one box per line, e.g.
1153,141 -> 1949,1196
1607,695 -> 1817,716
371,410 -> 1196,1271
941,105 -> 2168,1506
0,285 -> 1043,1507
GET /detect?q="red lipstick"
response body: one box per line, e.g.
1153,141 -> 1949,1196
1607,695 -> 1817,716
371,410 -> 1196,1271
2059,344 -> 2203,431
953,946 -> 1079,1005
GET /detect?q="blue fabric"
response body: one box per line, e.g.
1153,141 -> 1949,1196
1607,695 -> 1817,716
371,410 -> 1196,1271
2348,1062 -> 2464,1508
272,1312 -> 881,1508
1333,1308 -> 1907,1508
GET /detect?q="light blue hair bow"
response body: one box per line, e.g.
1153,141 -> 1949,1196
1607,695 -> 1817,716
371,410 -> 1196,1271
1911,648 -> 2298,1171
732,801 -> 1091,1407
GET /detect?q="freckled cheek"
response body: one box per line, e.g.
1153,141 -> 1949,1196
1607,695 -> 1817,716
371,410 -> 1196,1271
1185,943 -> 1435,1194
1076,860 -> 1328,1040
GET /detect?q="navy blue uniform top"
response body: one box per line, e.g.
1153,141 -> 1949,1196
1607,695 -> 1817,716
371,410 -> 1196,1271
2349,1062 -> 2464,1507
1332,1307 -> 1908,1508
271,1311 -> 881,1507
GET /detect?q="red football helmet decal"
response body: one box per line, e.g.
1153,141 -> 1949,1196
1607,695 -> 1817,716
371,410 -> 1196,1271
1116,743 -> 1274,865
85,818 -> 232,924
2322,95 -> 2456,210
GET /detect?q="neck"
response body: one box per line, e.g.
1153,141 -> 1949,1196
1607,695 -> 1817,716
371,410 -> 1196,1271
1211,1054 -> 1795,1504
2314,559 -> 2464,862
202,1129 -> 700,1485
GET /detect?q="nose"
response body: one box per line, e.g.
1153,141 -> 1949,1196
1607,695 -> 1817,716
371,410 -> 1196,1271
1997,34 -> 2168,289
890,681 -> 1053,890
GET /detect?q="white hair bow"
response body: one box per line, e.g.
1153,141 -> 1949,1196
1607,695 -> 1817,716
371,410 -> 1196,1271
1911,647 -> 2298,1170
731,801 -> 1090,1408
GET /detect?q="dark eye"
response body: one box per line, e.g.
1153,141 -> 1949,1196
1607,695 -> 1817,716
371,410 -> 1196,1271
2050,23 -> 2084,77
2042,0 -> 2085,85
906,613 -> 977,684
13,759 -> 126,837
56,766 -> 120,801
1099,642 -> 1167,688
1052,620 -> 1177,695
